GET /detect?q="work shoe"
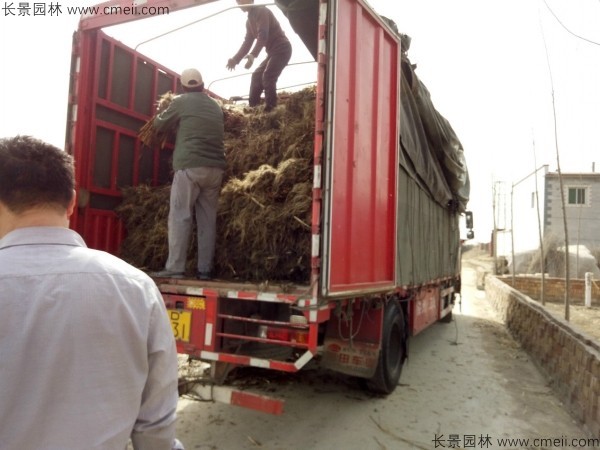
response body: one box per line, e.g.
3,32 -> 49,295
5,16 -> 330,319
149,270 -> 185,279
196,271 -> 212,281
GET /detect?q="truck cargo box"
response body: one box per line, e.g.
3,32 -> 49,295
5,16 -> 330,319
67,0 -> 470,411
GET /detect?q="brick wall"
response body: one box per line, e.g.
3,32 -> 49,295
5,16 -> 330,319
501,275 -> 600,303
486,276 -> 600,436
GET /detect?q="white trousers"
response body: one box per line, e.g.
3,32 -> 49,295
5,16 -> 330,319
165,167 -> 224,273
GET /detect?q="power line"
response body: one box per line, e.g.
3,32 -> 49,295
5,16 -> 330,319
542,0 -> 600,47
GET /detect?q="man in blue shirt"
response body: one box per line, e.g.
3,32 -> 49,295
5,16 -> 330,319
0,135 -> 181,449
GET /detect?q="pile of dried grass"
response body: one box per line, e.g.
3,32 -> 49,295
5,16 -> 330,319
215,161 -> 312,282
118,185 -> 170,269
223,87 -> 316,181
527,234 -> 561,275
120,87 -> 316,283
591,248 -> 600,270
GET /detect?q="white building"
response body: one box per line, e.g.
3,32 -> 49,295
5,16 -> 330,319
495,167 -> 600,258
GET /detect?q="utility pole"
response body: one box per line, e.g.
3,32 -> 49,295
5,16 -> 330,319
510,165 -> 548,299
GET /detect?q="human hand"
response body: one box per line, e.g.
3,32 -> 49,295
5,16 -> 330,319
244,54 -> 255,69
226,58 -> 237,71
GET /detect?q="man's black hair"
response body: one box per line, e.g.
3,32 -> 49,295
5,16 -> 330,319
0,136 -> 75,213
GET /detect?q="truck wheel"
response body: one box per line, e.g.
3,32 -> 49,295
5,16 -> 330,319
366,300 -> 407,394
439,311 -> 453,323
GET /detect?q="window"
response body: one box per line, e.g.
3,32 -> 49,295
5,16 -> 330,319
567,187 -> 587,205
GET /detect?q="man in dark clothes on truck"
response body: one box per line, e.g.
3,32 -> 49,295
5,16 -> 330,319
226,0 -> 292,112
150,68 -> 226,281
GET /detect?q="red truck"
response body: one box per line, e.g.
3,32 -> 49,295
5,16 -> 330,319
66,0 -> 472,414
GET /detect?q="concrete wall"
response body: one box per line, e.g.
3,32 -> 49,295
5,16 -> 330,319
486,276 -> 600,436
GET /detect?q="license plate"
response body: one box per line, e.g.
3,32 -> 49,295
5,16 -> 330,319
168,310 -> 191,342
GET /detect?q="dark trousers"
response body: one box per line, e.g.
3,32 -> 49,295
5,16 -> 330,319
249,41 -> 292,109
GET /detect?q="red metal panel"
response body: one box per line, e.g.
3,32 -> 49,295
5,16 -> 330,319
83,210 -> 123,255
410,286 -> 441,335
69,29 -> 179,254
325,0 -> 400,295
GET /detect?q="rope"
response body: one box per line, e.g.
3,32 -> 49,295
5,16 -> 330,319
135,3 -> 276,50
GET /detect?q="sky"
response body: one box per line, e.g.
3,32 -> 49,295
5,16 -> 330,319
1,0 -> 599,240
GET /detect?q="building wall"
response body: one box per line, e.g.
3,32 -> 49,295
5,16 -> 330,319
545,173 -> 600,250
495,167 -> 547,257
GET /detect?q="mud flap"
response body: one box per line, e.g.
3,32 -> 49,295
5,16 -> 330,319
320,299 -> 384,378
321,338 -> 379,378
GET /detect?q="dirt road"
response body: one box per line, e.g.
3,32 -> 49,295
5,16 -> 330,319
173,264 -> 588,450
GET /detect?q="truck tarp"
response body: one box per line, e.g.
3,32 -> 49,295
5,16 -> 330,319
399,57 -> 470,213
275,0 -> 319,60
396,163 -> 460,287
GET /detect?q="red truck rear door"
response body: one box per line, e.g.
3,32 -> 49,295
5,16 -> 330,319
320,0 -> 401,297
66,29 -> 178,253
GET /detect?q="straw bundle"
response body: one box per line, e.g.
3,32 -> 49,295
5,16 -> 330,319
138,91 -> 175,148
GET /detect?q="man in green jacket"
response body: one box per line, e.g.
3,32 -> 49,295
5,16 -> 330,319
151,68 -> 226,280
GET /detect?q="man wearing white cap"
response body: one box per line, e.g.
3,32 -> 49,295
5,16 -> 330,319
151,68 -> 226,281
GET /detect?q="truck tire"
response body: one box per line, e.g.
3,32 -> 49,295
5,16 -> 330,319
439,311 -> 453,323
366,300 -> 407,394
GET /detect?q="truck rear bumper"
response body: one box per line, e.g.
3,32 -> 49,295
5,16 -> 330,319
181,380 -> 285,415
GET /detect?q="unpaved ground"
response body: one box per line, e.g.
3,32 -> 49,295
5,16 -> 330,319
172,258 -> 590,449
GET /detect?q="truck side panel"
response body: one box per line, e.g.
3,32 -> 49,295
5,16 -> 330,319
397,165 -> 461,287
322,0 -> 400,297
